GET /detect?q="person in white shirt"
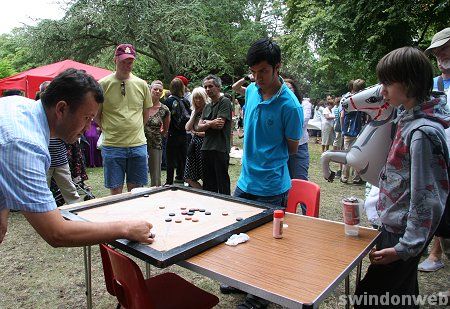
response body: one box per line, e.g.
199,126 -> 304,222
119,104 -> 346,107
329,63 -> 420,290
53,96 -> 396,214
321,96 -> 335,152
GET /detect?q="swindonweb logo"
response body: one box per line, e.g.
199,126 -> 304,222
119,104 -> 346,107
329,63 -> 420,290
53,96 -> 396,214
338,292 -> 449,307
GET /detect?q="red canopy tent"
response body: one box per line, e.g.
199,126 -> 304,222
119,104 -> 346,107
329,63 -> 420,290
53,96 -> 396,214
0,60 -> 112,98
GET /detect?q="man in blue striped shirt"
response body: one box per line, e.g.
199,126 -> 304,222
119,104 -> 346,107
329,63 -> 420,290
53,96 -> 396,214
0,69 -> 154,246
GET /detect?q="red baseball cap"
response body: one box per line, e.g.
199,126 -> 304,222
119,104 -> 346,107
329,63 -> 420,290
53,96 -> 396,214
115,44 -> 136,61
175,75 -> 189,86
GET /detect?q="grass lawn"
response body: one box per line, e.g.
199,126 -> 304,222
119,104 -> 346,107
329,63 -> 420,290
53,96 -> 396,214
0,137 -> 447,308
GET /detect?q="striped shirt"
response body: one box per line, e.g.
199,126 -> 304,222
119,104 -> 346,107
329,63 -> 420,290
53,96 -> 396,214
49,138 -> 68,167
0,96 -> 56,212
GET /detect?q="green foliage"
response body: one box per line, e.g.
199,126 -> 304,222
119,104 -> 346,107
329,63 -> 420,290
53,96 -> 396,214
2,0 -> 448,95
0,33 -> 40,77
283,0 -> 450,99
0,59 -> 15,79
10,0 -> 271,84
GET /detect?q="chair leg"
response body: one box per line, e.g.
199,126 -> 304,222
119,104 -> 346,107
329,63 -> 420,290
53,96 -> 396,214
345,275 -> 350,309
83,246 -> 93,309
145,263 -> 151,279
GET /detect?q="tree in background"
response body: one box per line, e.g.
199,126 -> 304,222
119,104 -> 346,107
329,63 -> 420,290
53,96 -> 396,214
0,33 -> 41,78
283,0 -> 450,98
6,0 -> 275,85
3,0 -> 447,95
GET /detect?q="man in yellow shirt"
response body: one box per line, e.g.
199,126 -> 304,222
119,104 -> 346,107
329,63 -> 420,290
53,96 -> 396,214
95,44 -> 152,195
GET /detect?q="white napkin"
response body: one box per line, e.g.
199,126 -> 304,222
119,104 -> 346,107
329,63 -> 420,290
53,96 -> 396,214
225,233 -> 250,246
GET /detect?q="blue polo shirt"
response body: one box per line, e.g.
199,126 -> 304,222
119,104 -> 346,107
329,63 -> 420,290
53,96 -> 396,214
0,96 -> 56,212
237,80 -> 303,196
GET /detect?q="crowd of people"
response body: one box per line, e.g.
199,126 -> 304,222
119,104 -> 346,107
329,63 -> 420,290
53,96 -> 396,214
307,80 -> 367,184
1,26 -> 450,308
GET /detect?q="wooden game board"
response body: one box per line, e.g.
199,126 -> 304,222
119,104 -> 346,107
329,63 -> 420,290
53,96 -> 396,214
61,186 -> 273,267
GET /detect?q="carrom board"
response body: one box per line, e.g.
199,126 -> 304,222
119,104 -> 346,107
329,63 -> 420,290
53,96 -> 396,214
61,186 -> 273,267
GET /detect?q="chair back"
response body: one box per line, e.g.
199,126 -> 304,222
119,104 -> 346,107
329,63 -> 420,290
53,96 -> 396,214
101,244 -> 154,309
99,244 -> 116,297
286,179 -> 320,217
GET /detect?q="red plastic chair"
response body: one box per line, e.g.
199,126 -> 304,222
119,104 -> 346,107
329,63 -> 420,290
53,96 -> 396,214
286,179 -> 320,217
99,244 -> 219,309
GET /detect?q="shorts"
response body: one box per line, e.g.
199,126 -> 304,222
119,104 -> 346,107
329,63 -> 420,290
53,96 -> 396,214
102,145 -> 148,189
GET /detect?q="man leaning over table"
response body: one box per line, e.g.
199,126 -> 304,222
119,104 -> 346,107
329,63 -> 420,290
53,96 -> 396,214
0,69 -> 154,247
219,38 -> 303,309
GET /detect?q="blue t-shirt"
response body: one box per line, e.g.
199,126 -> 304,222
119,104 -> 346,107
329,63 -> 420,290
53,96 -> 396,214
0,96 -> 56,212
237,80 -> 303,196
433,76 -> 450,91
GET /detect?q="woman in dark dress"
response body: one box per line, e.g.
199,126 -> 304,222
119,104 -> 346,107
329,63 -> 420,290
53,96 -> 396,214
184,87 -> 209,188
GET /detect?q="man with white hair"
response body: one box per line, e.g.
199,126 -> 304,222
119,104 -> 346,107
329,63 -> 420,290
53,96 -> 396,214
419,27 -> 450,301
418,27 -> 450,273
197,74 -> 232,195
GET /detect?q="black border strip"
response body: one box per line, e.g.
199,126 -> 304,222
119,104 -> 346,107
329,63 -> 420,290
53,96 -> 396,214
61,185 -> 274,268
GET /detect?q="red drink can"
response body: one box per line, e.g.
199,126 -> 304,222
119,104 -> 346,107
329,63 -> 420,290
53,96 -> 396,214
342,197 -> 360,226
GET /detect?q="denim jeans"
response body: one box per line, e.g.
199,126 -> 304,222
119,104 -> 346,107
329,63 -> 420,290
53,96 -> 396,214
233,186 -> 288,208
288,142 -> 309,180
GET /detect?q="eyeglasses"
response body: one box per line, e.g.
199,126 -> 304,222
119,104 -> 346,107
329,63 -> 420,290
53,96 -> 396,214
121,81 -> 126,96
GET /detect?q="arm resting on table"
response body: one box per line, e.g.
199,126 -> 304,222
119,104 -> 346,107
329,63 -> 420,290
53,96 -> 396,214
23,209 -> 153,247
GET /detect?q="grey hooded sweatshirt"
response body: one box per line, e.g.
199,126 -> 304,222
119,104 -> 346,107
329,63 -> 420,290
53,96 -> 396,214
377,93 -> 450,260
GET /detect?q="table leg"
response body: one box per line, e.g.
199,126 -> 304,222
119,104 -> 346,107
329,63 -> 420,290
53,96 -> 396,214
145,263 -> 151,279
345,275 -> 350,309
356,260 -> 362,289
83,246 -> 92,309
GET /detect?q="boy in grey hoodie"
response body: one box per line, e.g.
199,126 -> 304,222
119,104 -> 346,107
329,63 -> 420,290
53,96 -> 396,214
355,47 -> 450,308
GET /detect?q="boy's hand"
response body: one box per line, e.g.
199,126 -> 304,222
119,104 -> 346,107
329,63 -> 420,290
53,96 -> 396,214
369,247 -> 400,265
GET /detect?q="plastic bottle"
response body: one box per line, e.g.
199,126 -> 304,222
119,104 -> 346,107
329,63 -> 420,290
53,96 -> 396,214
273,210 -> 284,239
342,197 -> 360,236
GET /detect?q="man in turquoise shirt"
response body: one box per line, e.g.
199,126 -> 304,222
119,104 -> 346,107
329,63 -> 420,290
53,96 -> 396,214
225,38 -> 303,309
235,38 -> 303,206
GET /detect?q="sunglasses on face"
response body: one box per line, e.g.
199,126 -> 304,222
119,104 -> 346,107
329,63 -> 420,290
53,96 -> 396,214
121,81 -> 126,96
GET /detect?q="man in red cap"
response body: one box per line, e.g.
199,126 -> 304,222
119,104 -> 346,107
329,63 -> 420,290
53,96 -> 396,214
95,44 -> 152,195
175,75 -> 189,87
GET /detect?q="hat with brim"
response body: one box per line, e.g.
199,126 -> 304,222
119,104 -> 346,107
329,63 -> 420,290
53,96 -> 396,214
426,28 -> 450,53
115,44 -> 136,61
